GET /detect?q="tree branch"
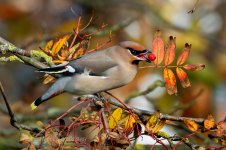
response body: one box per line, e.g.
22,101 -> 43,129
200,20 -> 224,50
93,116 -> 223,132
107,92 -> 205,124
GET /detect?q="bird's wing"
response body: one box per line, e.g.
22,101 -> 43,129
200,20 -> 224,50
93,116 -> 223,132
71,49 -> 118,75
38,47 -> 118,76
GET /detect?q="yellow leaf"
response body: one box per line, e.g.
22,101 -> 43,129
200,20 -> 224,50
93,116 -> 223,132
43,74 -> 55,84
204,114 -> 215,130
108,108 -> 123,129
152,119 -> 166,133
51,34 -> 71,56
72,47 -> 86,59
124,115 -> 136,134
184,119 -> 199,131
44,40 -> 53,53
146,113 -> 158,131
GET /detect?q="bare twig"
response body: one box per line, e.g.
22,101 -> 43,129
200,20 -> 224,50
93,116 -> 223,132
125,80 -> 164,103
0,81 -> 41,135
188,0 -> 200,14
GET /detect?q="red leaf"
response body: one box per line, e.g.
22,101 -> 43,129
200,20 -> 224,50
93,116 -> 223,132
163,68 -> 177,95
177,43 -> 191,65
164,36 -> 176,65
152,30 -> 164,65
183,64 -> 205,71
176,67 -> 191,88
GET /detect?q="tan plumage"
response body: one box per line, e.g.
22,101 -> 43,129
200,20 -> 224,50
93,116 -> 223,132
31,41 -> 155,110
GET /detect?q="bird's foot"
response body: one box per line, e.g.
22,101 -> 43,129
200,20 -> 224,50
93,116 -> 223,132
93,93 -> 105,108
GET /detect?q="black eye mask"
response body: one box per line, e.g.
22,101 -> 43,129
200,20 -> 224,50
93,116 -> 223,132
127,48 -> 147,56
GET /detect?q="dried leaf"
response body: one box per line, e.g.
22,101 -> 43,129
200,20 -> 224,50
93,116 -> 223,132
108,132 -> 119,139
152,119 -> 166,133
216,119 -> 226,136
152,30 -> 164,65
28,144 -> 36,150
163,68 -> 177,95
108,108 -> 123,129
45,128 -> 62,149
164,36 -> 176,65
184,119 -> 199,131
124,115 -> 136,134
204,114 -> 215,130
51,34 -> 71,56
176,67 -> 191,88
43,74 -> 55,84
44,40 -> 53,53
72,47 -> 86,59
177,43 -> 191,65
146,113 -> 158,130
183,64 -> 205,71
19,133 -> 32,145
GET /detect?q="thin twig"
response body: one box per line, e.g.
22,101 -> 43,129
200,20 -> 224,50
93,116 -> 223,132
0,81 -> 42,135
125,80 -> 164,103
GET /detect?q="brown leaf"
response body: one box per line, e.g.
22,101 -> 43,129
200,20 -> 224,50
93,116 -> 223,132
19,133 -> 32,145
133,123 -> 142,137
204,114 -> 215,130
176,67 -> 191,88
184,119 -> 199,131
152,30 -> 165,65
124,115 -> 136,135
45,128 -> 62,149
108,108 -> 123,129
177,43 -> 191,65
164,36 -> 176,65
183,64 -> 205,71
51,34 -> 71,56
152,119 -> 166,133
163,68 -> 177,95
216,119 -> 226,136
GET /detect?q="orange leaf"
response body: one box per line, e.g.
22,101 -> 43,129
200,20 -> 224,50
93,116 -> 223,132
51,34 -> 71,56
163,68 -> 177,95
183,64 -> 205,71
176,67 -> 191,88
152,119 -> 166,133
184,119 -> 198,131
124,115 -> 136,135
204,114 -> 215,130
177,43 -> 191,65
164,36 -> 176,65
44,40 -> 53,54
152,30 -> 164,65
108,108 -> 123,129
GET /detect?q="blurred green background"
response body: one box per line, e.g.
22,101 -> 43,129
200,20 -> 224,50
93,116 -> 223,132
0,0 -> 226,149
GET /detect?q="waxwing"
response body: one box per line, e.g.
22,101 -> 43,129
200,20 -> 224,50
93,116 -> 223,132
31,41 -> 156,110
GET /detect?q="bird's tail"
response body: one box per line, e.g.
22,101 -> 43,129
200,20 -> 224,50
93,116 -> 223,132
31,77 -> 71,110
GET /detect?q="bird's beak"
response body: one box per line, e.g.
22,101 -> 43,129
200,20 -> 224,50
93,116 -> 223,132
137,51 -> 156,63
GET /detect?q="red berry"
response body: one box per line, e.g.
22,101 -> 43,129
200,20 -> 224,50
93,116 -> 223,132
148,53 -> 156,61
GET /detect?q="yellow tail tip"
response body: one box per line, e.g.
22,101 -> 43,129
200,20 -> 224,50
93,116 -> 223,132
31,102 -> 37,110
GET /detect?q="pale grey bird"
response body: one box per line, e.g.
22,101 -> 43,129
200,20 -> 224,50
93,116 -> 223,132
31,41 -> 156,110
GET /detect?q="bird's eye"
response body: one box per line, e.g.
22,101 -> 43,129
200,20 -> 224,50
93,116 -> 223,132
128,48 -> 138,55
128,48 -> 147,56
